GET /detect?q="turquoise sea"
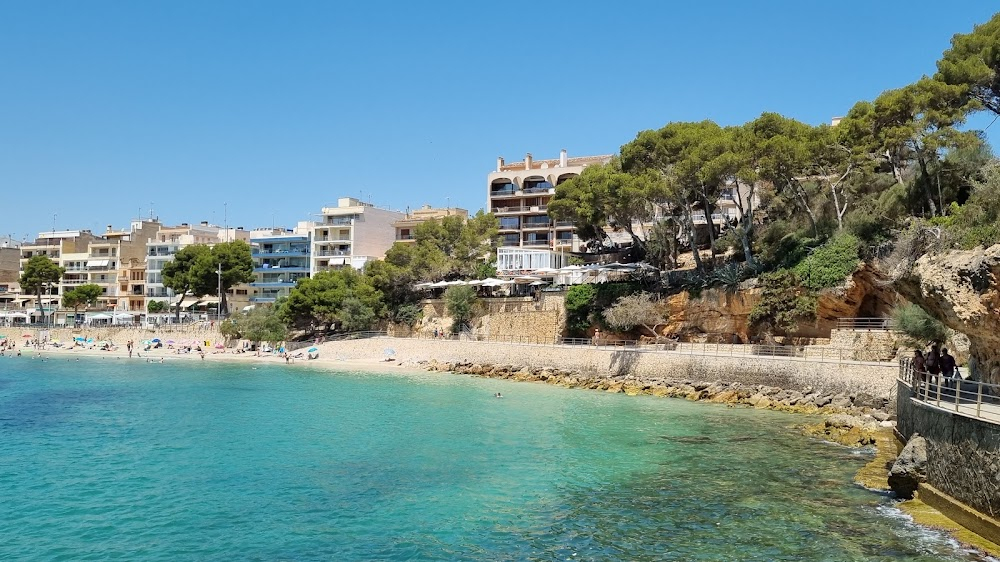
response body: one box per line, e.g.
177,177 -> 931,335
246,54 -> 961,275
0,356 -> 989,561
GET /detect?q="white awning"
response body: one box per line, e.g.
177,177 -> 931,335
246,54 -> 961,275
87,259 -> 110,267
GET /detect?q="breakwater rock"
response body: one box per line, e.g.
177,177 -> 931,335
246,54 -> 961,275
419,359 -> 894,416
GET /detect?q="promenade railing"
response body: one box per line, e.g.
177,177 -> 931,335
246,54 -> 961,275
898,358 -> 1000,424
836,317 -> 896,331
408,332 -> 887,366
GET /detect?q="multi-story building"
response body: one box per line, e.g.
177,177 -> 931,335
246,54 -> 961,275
19,230 -> 101,322
488,150 -> 612,274
145,222 -> 250,313
249,223 -> 312,305
0,237 -> 20,284
310,198 -> 404,273
119,258 -> 147,313
392,205 -> 469,243
488,150 -> 612,253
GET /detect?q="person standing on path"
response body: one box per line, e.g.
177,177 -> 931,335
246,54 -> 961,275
940,348 -> 957,390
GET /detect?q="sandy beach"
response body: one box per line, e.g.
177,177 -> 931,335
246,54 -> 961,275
0,340 -> 419,375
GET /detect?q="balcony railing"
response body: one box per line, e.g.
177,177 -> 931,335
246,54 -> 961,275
250,281 -> 297,287
250,296 -> 278,303
254,266 -> 309,273
490,188 -> 516,197
523,186 -> 554,194
324,218 -> 353,226
315,249 -> 350,257
252,249 -> 309,257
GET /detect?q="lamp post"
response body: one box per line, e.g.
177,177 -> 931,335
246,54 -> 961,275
216,262 -> 222,322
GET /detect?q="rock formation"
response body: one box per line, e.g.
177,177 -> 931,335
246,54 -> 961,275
894,244 -> 1000,384
888,434 -> 928,499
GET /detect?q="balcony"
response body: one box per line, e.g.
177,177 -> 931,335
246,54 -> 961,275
554,221 -> 574,228
250,296 -> 278,303
252,249 -> 309,257
490,187 -> 516,197
324,218 -> 353,226
315,249 -> 350,257
249,281 -> 297,287
254,266 -> 309,273
522,221 -> 551,230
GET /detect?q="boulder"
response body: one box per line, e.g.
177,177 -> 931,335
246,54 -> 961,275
888,434 -> 928,499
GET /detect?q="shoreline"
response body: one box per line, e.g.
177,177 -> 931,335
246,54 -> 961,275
7,340 -> 996,557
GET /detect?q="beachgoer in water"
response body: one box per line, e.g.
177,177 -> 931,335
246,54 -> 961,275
495,392 -> 503,398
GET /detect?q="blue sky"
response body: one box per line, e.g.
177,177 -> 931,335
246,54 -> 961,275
1,1 -> 997,240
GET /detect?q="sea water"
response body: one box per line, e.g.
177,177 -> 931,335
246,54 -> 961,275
0,356 -> 989,561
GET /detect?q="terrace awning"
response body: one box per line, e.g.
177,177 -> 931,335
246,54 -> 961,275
87,259 -> 110,267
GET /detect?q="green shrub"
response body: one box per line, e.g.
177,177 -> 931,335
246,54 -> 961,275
564,284 -> 597,336
892,303 -> 947,344
748,269 -> 817,333
444,285 -> 478,333
793,233 -> 861,290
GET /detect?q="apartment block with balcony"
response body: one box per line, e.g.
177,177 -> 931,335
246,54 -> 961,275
144,221 -> 250,310
311,198 -> 404,273
489,150 -> 611,252
488,150 -> 612,274
18,230 -> 101,320
250,223 -> 312,304
392,205 -> 469,243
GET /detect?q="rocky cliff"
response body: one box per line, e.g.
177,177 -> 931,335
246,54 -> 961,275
894,244 -> 1000,384
660,266 -> 897,342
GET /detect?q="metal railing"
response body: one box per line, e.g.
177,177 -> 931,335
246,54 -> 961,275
836,317 -> 895,331
399,333 -> 884,365
899,358 -> 1000,424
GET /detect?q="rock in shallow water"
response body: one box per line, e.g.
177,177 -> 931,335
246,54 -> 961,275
888,434 -> 928,499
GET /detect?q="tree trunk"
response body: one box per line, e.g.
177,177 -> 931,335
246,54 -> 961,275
683,204 -> 704,271
792,182 -> 819,238
917,153 -> 938,217
174,293 -> 185,324
36,287 -> 44,327
701,195 -> 717,259
732,179 -> 756,267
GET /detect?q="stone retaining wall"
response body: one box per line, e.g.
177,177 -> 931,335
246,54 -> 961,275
0,325 -> 226,346
318,337 -> 899,403
896,381 -> 1000,518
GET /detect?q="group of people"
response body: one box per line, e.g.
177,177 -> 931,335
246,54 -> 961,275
912,343 -> 959,385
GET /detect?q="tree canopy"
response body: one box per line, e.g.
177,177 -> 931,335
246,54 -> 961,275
20,255 -> 64,322
63,284 -> 104,316
220,306 -> 288,346
278,268 -> 384,331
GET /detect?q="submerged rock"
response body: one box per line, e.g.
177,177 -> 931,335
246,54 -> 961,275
888,434 -> 928,499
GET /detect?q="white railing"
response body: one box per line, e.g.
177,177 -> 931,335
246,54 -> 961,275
899,359 -> 1000,424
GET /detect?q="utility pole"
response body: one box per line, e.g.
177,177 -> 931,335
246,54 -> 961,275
216,262 -> 223,322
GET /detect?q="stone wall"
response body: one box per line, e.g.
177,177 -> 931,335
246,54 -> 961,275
416,294 -> 566,342
827,329 -> 902,362
1,325 -> 226,346
896,381 -> 1000,518
318,337 -> 900,402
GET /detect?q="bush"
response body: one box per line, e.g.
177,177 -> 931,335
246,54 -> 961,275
444,285 -> 477,334
793,233 -> 861,290
945,159 -> 1000,249
748,269 -> 817,333
564,284 -> 597,336
892,303 -> 947,344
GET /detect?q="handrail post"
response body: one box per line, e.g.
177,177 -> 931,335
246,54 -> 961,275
976,380 -> 983,418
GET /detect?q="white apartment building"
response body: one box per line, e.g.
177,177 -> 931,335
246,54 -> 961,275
249,222 -> 313,305
310,198 -> 404,274
145,222 -> 250,311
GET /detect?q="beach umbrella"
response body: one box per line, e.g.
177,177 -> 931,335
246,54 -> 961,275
166,340 -> 175,344
0,335 -> 6,339
384,348 -> 396,358
22,334 -> 31,338
151,338 -> 161,343
214,343 -> 224,349
141,340 -> 152,345
307,347 -> 318,353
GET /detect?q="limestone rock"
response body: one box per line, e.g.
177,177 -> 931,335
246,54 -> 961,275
888,434 -> 928,499
894,244 -> 1000,384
